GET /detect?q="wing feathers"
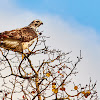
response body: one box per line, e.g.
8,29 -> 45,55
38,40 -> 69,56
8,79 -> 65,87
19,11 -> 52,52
0,27 -> 37,42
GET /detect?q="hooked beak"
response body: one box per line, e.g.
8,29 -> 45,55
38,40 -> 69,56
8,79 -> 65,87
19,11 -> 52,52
41,22 -> 43,25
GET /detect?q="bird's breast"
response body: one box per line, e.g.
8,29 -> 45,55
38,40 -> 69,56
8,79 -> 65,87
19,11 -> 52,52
22,38 -> 37,50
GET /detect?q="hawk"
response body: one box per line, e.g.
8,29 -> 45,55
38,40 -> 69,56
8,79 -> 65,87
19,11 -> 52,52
0,19 -> 43,53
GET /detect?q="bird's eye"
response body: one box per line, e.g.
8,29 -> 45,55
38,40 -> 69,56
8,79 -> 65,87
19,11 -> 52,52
36,21 -> 40,23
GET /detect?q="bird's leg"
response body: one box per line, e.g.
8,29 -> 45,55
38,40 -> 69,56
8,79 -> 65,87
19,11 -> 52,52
28,48 -> 31,53
21,49 -> 27,60
22,53 -> 24,60
21,50 -> 27,60
20,43 -> 25,60
28,44 -> 31,53
22,50 -> 27,60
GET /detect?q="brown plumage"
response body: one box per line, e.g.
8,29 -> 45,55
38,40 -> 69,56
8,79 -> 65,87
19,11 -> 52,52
0,27 -> 37,42
0,19 -> 43,53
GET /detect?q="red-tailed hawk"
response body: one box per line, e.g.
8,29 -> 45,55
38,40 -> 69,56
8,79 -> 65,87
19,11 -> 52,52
0,19 -> 43,53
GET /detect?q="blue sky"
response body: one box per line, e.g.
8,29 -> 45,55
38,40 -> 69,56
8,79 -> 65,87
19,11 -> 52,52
15,0 -> 100,32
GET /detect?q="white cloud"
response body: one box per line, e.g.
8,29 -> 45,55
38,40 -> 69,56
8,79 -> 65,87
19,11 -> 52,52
42,16 -> 100,97
0,1 -> 100,98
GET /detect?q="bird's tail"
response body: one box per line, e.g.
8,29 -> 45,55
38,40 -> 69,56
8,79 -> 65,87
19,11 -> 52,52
0,33 -> 3,46
0,33 -> 2,46
0,33 -> 2,40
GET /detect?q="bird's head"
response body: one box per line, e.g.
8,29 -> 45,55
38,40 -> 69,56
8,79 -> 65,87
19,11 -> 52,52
28,19 -> 43,30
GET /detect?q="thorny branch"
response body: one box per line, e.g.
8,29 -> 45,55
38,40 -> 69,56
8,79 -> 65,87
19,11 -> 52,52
0,36 -> 98,100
